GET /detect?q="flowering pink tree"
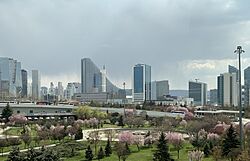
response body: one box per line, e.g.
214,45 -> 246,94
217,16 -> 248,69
166,132 -> 184,159
144,136 -> 154,148
184,112 -> 194,120
190,129 -> 207,150
51,125 -> 65,141
177,107 -> 189,113
74,119 -> 84,126
245,122 -> 250,133
66,125 -> 78,139
207,133 -> 220,144
118,131 -> 134,145
133,135 -> 144,151
213,123 -> 230,135
188,150 -> 204,161
166,106 -> 177,112
89,117 -> 99,128
9,114 -> 27,126
179,120 -> 187,128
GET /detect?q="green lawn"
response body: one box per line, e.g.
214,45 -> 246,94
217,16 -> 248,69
4,126 -> 37,137
0,141 -> 226,161
62,142 -> 220,161
0,126 -> 225,161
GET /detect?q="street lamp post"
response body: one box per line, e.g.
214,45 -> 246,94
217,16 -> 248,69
123,82 -> 126,116
234,45 -> 245,150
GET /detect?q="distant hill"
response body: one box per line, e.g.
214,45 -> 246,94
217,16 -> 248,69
169,90 -> 188,97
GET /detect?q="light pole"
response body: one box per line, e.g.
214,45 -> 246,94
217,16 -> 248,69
123,82 -> 126,116
234,45 -> 245,150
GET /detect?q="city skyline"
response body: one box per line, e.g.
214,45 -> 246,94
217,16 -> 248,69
0,0 -> 250,89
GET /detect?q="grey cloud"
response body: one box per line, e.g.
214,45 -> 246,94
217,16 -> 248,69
0,0 -> 250,89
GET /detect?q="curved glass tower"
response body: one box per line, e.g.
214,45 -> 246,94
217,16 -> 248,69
81,58 -> 120,94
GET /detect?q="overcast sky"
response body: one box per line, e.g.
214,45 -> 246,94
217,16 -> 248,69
0,0 -> 250,90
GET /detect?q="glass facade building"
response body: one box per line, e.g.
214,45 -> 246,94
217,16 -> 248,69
217,73 -> 238,107
81,58 -> 120,95
0,57 -> 22,98
21,69 -> 28,98
32,70 -> 41,100
188,81 -> 207,106
228,65 -> 239,82
133,64 -> 151,103
244,67 -> 250,107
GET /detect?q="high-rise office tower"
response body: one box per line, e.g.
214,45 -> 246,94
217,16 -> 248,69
21,69 -> 28,98
188,81 -> 207,106
57,82 -> 64,100
32,70 -> 41,100
132,64 -> 151,103
209,89 -> 217,105
101,66 -> 107,93
65,83 -> 76,100
0,57 -> 22,98
49,82 -> 55,95
156,80 -> 169,100
151,80 -> 170,100
228,65 -> 239,82
151,81 -> 157,100
81,58 -> 119,94
40,86 -> 48,97
244,67 -> 250,107
217,73 -> 238,107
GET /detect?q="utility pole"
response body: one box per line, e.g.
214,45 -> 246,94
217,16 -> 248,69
234,45 -> 245,150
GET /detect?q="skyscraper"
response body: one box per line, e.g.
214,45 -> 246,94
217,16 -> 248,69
228,65 -> 239,82
0,57 -> 22,98
81,58 -> 119,94
244,66 -> 250,107
188,81 -> 207,106
49,82 -> 55,95
156,80 -> 169,100
209,89 -> 217,105
151,80 -> 169,100
32,70 -> 41,100
57,82 -> 64,100
151,81 -> 157,100
217,73 -> 238,107
21,69 -> 28,98
132,64 -> 151,103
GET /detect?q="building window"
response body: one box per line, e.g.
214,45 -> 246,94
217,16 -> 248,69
17,111 -> 20,114
30,110 -> 33,114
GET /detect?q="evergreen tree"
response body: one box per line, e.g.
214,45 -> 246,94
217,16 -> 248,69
153,132 -> 172,161
26,147 -> 40,160
222,125 -> 240,160
2,103 -> 13,122
85,145 -> 94,161
203,143 -> 210,157
75,128 -> 83,140
105,139 -> 112,157
209,141 -> 213,151
118,115 -> 124,127
97,147 -> 104,160
37,149 -> 60,161
7,147 -> 23,161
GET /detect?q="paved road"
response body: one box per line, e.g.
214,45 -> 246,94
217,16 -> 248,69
89,107 -> 185,118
